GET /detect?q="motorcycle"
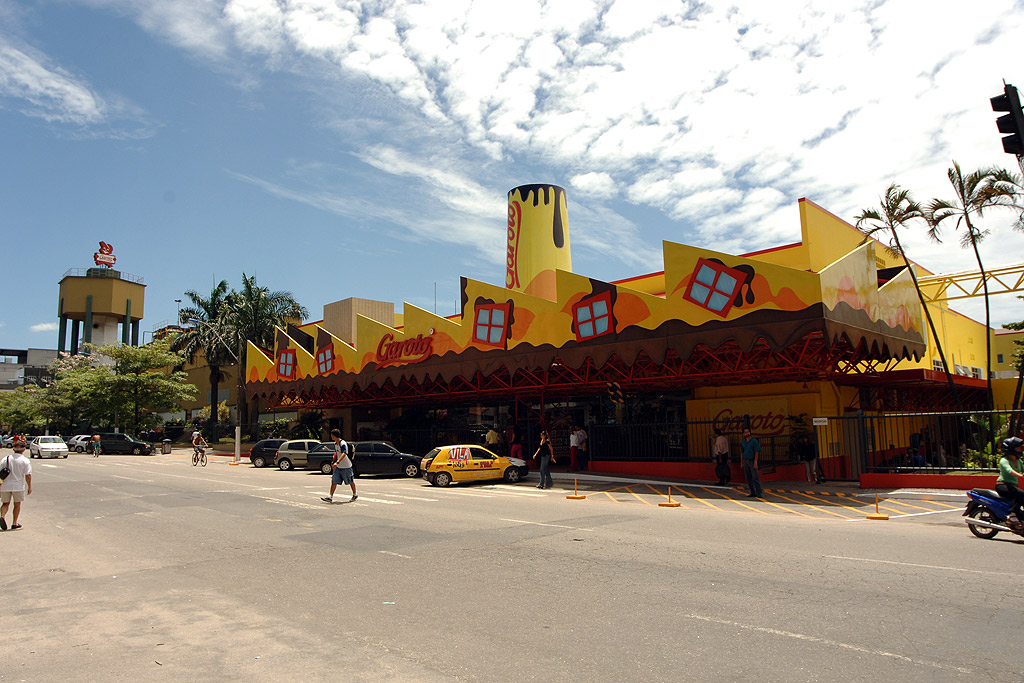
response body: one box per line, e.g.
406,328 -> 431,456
963,488 -> 1024,539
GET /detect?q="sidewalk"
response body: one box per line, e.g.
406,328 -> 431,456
542,467 -> 967,498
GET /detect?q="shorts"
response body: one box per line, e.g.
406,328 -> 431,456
332,466 -> 354,485
1,490 -> 26,503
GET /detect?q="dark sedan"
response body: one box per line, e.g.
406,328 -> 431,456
248,439 -> 286,468
306,441 -> 422,478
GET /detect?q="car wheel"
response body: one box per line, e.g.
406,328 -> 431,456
278,458 -> 293,471
252,455 -> 266,468
132,446 -> 142,455
434,471 -> 452,487
503,467 -> 522,483
75,446 -> 84,453
321,461 -> 333,475
403,462 -> 420,478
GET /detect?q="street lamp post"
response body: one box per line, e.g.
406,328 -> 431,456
187,318 -> 242,465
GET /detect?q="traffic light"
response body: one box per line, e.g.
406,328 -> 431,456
607,381 -> 625,404
991,83 -> 1024,156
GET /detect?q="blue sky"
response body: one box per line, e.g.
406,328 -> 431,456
2,0 -> 1024,351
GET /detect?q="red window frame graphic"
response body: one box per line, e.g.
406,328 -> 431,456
684,258 -> 745,317
473,303 -> 511,347
316,344 -> 335,374
572,291 -> 613,342
277,349 -> 296,379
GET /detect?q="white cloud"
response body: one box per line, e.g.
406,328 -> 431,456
30,322 -> 58,333
28,0 -> 1022,287
0,43 -> 107,125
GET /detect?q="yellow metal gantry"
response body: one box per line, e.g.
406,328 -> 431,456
917,263 -> 1024,302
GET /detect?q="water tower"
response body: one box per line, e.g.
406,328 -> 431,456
57,242 -> 146,354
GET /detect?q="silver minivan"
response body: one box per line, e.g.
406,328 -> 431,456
275,439 -> 329,471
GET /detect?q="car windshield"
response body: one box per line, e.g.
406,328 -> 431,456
40,437 -> 63,444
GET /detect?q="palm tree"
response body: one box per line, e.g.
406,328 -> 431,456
985,167 -> 1024,232
227,274 -> 308,439
855,183 -> 961,409
172,280 -> 234,440
925,161 -> 1014,415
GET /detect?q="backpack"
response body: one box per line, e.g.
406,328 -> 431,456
0,456 -> 11,481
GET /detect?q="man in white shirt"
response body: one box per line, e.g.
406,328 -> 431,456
322,429 -> 357,503
1,442 -> 32,530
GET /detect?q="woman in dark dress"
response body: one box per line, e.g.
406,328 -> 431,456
532,430 -> 555,489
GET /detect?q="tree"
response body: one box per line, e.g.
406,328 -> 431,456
172,280 -> 234,440
926,161 -> 1018,415
855,183 -> 961,409
0,387 -> 46,433
98,340 -> 197,435
227,273 -> 308,439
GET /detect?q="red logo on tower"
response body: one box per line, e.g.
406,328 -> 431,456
94,241 -> 116,268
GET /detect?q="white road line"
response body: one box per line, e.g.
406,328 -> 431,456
41,464 -> 59,468
683,614 -> 970,673
380,493 -> 439,502
348,497 -> 402,505
887,508 -> 964,519
379,551 -> 413,559
442,490 -> 494,498
500,518 -> 594,532
823,555 -> 1018,577
855,492 -> 967,499
845,508 -> 965,521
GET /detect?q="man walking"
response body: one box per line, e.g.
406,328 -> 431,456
1,441 -> 32,531
740,428 -> 763,498
322,429 -> 357,503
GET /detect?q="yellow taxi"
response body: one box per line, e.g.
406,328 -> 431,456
420,444 -> 530,487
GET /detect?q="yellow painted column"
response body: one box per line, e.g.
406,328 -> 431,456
506,184 -> 572,300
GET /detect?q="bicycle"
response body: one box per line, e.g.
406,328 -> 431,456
192,445 -> 207,467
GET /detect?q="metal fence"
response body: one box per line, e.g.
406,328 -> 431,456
375,409 -> 1022,481
587,421 -> 803,472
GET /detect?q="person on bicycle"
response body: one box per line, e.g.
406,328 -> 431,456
192,431 -> 208,456
90,433 -> 102,457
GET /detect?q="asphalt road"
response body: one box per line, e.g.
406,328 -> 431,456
2,452 -> 1019,682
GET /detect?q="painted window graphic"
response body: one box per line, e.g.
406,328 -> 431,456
573,291 -> 613,341
317,344 -> 335,374
277,349 -> 296,379
684,258 -> 744,317
474,303 -> 510,347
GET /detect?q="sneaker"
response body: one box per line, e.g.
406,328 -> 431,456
321,496 -> 333,503
350,494 -> 358,502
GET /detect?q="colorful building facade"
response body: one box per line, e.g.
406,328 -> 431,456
246,184 -> 996,481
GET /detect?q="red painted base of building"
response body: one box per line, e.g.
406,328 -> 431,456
858,473 -> 994,491
591,462 -> 994,491
591,461 -> 809,484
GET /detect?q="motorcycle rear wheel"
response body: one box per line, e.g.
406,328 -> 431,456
967,507 -> 1000,539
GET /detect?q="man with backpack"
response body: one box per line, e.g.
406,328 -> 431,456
321,429 -> 357,503
0,441 -> 32,531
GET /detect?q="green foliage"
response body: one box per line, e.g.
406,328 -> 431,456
91,340 -> 197,435
290,410 -> 325,439
0,387 -> 47,433
258,418 -> 290,439
0,341 -> 197,435
194,400 -> 231,425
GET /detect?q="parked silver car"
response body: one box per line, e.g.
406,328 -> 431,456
275,439 -> 330,471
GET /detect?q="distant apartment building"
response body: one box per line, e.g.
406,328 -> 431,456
0,348 -> 58,390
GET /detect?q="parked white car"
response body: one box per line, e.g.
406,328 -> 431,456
68,434 -> 92,453
30,436 -> 69,459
